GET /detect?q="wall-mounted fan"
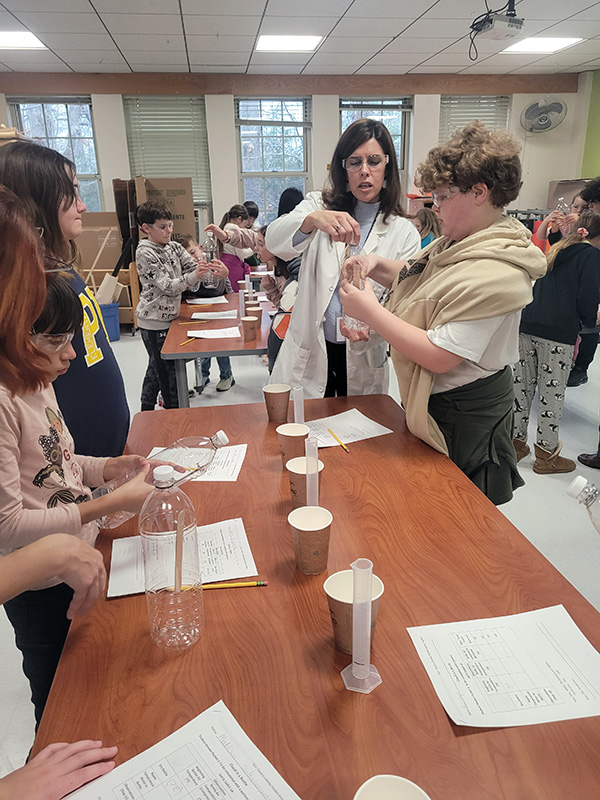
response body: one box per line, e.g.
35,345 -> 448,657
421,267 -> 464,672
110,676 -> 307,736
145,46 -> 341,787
520,97 -> 567,133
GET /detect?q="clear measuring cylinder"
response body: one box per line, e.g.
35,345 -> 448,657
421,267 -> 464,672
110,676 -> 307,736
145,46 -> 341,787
341,244 -> 370,334
139,465 -> 204,650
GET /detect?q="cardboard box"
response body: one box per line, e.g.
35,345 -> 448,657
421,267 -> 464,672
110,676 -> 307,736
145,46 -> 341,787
134,176 -> 196,237
547,179 -> 591,210
79,212 -> 123,279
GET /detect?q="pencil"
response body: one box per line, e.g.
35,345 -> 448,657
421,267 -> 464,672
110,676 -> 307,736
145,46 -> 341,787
203,580 -> 268,590
327,428 -> 349,452
180,337 -> 195,346
179,320 -> 208,324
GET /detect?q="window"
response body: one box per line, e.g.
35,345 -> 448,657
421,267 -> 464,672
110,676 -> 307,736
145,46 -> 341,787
236,98 -> 311,224
340,98 -> 412,198
9,97 -> 102,211
123,96 -> 212,212
439,95 -> 510,143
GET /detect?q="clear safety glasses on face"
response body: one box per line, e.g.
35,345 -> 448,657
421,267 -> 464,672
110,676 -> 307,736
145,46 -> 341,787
432,186 -> 462,207
341,154 -> 389,172
31,331 -> 75,353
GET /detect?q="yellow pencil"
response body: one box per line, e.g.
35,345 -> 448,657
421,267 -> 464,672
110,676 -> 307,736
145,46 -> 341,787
179,320 -> 208,325
179,337 -> 195,346
203,580 -> 268,590
327,428 -> 349,452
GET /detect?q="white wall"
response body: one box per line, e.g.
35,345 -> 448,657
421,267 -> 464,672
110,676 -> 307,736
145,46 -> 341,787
91,94 -> 130,211
311,95 -> 339,193
409,94 -> 441,195
0,94 -> 10,127
205,94 -> 238,223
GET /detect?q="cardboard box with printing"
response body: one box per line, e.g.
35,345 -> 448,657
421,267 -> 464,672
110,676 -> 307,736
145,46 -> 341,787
134,177 -> 196,236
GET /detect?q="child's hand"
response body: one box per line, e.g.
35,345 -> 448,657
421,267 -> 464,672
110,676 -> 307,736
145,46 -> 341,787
261,275 -> 277,291
340,254 -> 371,284
204,223 -> 228,243
339,318 -> 370,343
109,463 -> 153,514
0,740 -> 118,800
102,454 -> 146,483
208,259 -> 228,278
339,278 -> 379,326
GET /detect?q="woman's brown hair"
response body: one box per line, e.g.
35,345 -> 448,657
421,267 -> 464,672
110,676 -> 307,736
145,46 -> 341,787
0,186 -> 48,395
546,211 -> 600,270
322,118 -> 406,223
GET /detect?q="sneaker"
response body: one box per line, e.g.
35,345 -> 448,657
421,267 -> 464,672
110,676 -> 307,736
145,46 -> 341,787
194,377 -> 210,394
567,368 -> 588,387
577,453 -> 600,470
188,389 -> 195,398
216,376 -> 235,392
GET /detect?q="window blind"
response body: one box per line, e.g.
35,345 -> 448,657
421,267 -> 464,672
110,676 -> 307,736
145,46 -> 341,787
123,96 -> 212,204
439,95 -> 510,143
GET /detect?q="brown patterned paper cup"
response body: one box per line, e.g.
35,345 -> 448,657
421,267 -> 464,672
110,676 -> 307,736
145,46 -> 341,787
263,383 -> 291,423
323,569 -> 384,654
288,506 -> 332,575
285,456 -> 324,508
237,280 -> 246,290
241,316 -> 258,342
245,305 -> 261,318
276,423 -> 310,466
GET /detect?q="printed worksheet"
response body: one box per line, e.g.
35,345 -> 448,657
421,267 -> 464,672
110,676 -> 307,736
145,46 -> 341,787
306,408 -> 393,448
408,605 -> 600,727
68,700 -> 300,799
186,296 -> 228,305
192,310 -> 238,320
189,326 -> 241,339
148,444 -> 247,481
107,517 -> 257,597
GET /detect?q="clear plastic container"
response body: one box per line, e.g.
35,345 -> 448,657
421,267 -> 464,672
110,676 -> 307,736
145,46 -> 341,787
93,431 -> 228,529
567,475 -> 600,533
139,465 -> 204,650
555,196 -> 570,215
341,244 -> 370,334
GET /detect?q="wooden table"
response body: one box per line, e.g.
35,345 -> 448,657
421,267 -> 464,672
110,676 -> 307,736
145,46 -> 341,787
34,396 -> 600,799
161,293 -> 270,407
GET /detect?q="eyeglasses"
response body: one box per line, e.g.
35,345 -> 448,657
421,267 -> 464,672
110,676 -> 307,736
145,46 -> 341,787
341,154 -> 389,172
31,330 -> 75,353
150,222 -> 174,231
431,187 -> 462,207
43,256 -> 74,275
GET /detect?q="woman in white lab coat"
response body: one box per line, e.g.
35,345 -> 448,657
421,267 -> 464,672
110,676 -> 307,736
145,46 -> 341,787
265,119 -> 420,397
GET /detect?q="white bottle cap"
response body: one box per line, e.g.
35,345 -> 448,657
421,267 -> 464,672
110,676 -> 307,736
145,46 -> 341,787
215,430 -> 229,446
153,465 -> 175,486
567,475 -> 588,498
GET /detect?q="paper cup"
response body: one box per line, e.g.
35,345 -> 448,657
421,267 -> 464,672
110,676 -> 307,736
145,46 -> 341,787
288,506 -> 332,575
246,305 -> 261,318
323,569 -> 384,654
353,775 -> 431,800
286,456 -> 324,508
263,383 -> 291,423
241,316 -> 258,342
237,280 -> 246,289
276,423 -> 310,466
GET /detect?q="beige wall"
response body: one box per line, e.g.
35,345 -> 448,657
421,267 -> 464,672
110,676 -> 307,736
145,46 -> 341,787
409,94 -> 441,195
205,94 -> 238,223
311,95 -> 339,193
91,94 -> 130,212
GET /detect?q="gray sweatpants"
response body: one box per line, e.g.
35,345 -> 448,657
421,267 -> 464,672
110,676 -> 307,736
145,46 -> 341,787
513,332 -> 574,452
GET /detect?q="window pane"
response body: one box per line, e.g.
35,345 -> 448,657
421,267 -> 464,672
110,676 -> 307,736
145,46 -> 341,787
283,136 -> 304,171
44,104 -> 69,137
48,137 -> 74,161
239,99 -> 261,119
261,100 -> 282,120
72,138 -> 98,173
262,133 -> 283,172
241,133 -> 262,172
20,104 -> 46,138
79,180 -> 102,213
68,104 -> 93,137
281,101 -> 304,122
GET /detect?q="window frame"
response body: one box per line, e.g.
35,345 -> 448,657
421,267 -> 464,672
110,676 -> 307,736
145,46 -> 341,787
439,95 -> 511,143
8,96 -> 103,212
235,97 -> 312,225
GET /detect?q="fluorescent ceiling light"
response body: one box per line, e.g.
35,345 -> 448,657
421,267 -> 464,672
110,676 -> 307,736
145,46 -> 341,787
0,31 -> 46,49
256,35 -> 322,52
502,37 -> 582,54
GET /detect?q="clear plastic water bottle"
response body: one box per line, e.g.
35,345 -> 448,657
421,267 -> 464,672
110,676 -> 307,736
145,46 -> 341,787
201,231 -> 218,288
555,196 -> 570,215
567,476 -> 600,533
139,465 -> 204,650
93,431 -> 228,530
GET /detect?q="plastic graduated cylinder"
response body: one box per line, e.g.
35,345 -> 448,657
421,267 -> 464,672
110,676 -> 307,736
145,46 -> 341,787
139,465 -> 204,651
93,430 -> 229,529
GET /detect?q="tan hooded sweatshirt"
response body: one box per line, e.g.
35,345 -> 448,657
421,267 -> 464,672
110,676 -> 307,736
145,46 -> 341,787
386,215 -> 548,454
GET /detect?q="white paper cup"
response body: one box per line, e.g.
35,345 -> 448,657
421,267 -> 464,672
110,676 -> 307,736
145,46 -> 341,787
285,456 -> 324,508
288,506 -> 332,575
241,315 -> 258,341
353,775 -> 431,800
263,383 -> 291,423
323,569 -> 384,654
276,422 -> 310,466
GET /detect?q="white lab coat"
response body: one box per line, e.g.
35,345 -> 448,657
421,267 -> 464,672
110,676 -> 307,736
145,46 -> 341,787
265,191 -> 421,397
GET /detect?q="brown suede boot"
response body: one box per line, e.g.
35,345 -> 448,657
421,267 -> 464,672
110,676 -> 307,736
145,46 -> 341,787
513,438 -> 530,462
533,442 -> 576,474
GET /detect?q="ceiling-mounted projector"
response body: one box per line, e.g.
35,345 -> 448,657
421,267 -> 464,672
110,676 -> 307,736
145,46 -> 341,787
477,13 -> 524,40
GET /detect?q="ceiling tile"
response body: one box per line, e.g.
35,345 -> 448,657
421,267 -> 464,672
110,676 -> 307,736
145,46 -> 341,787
477,53 -> 545,67
51,48 -> 125,63
382,37 -> 461,54
332,17 -> 414,38
300,65 -> 360,74
259,16 -> 339,36
250,52 -> 312,66
306,51 -> 374,67
0,12 -> 27,31
247,64 -> 304,73
1,0 -> 91,10
12,12 -> 106,34
71,62 -> 132,72
409,65 -> 466,72
125,50 -> 188,66
183,15 -> 261,36
182,0 -> 266,14
347,0 -> 432,16
400,18 -> 479,38
8,61 -> 73,71
33,32 -> 115,49
0,48 -> 69,63
515,0 -> 597,19
112,33 -> 185,50
419,52 -> 479,67
317,36 -> 393,53
354,64 -> 411,74
460,63 -> 540,73
267,0 -> 349,15
187,51 -> 248,66
93,0 -> 180,11
186,35 -> 255,53
0,62 -> 14,71
363,52 -> 425,67
419,0 -> 489,20
130,63 -> 188,72
190,64 -> 248,72
572,7 -> 600,21
101,13 -> 183,35
540,20 -> 600,37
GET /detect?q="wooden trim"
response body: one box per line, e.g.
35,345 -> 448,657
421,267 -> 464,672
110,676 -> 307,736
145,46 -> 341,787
0,71 -> 580,97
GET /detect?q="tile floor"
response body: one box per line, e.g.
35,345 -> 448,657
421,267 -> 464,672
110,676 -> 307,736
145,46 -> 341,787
2,328 -> 600,775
